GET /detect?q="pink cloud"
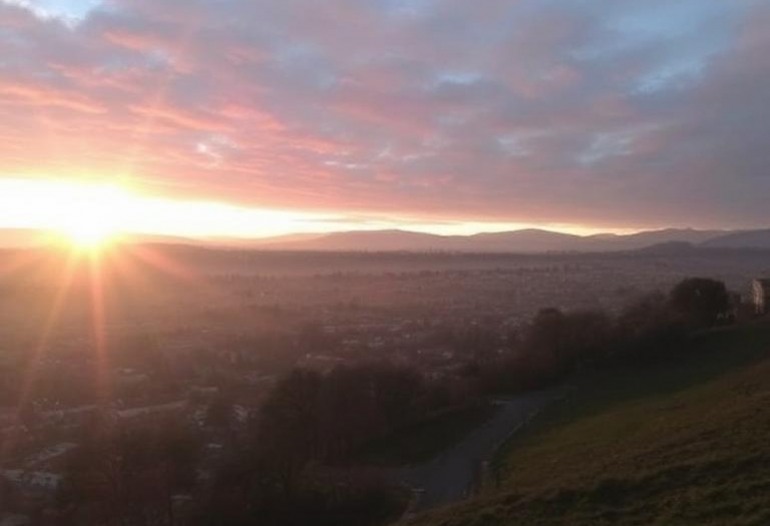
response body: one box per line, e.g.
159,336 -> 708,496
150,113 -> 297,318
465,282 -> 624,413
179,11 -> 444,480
0,0 -> 768,229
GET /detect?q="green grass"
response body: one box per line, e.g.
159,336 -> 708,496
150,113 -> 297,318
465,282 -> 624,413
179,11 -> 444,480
354,402 -> 498,467
407,320 -> 770,525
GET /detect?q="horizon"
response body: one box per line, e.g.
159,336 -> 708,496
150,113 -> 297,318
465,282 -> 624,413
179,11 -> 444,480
0,219 -> 745,244
0,176 -> 688,241
1,221 -> 765,256
0,176 -> 756,244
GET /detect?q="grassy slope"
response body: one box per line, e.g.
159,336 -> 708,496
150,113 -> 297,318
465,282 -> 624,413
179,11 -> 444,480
407,320 -> 770,525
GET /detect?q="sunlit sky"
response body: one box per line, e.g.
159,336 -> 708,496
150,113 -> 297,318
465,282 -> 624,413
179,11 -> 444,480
1,0 -> 769,239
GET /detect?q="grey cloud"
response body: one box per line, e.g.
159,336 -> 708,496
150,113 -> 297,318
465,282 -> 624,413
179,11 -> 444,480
0,0 -> 768,228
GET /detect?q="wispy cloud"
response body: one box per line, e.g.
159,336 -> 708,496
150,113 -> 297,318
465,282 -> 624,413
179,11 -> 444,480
0,0 -> 768,230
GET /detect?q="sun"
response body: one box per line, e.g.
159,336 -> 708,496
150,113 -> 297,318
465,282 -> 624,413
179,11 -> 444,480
63,222 -> 117,249
59,212 -> 122,251
52,184 -> 129,251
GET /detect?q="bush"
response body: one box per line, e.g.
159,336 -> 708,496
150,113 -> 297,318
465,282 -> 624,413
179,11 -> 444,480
669,277 -> 730,329
614,292 -> 687,362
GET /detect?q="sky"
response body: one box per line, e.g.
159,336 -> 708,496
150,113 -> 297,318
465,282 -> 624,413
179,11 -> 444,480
0,0 -> 769,239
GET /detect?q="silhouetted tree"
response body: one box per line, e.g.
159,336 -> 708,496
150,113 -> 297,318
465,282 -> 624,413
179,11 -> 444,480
669,277 -> 729,328
524,308 -> 612,369
256,369 -> 324,494
59,421 -> 198,525
614,292 -> 686,361
0,476 -> 20,513
206,393 -> 236,431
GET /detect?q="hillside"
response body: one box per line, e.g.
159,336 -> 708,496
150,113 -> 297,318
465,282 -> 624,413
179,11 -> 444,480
468,229 -> 585,252
590,228 -> 726,251
260,229 -> 456,251
406,320 -> 770,525
702,229 -> 770,249
2,227 -> 770,253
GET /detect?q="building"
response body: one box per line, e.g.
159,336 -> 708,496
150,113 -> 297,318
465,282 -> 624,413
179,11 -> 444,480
752,279 -> 770,314
1,469 -> 62,493
115,400 -> 187,421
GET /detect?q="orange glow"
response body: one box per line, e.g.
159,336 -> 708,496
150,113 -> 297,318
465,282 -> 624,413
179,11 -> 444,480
0,179 -> 129,249
64,226 -> 115,249
0,176 -> 631,240
44,183 -> 128,250
0,177 -> 344,240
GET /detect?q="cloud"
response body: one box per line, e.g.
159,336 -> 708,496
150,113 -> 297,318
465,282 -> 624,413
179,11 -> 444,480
0,0 -> 768,229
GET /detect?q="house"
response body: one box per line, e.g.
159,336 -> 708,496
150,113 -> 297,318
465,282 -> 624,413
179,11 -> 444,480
752,279 -> 770,314
0,408 -> 16,426
0,514 -> 31,526
115,400 -> 187,420
2,469 -> 62,492
23,443 -> 77,469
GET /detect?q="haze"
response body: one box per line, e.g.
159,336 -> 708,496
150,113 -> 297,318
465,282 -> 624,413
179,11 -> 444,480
4,3 -> 770,524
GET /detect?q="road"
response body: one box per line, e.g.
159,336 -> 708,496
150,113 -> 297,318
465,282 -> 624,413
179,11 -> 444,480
393,389 -> 560,514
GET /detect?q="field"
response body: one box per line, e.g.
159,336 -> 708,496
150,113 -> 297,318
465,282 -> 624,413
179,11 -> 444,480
407,319 -> 770,525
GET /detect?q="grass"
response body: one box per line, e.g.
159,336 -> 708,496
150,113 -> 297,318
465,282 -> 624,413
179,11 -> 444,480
354,402 -> 498,467
406,319 -> 770,525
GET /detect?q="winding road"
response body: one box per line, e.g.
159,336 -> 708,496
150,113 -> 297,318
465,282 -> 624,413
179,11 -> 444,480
393,389 -> 560,514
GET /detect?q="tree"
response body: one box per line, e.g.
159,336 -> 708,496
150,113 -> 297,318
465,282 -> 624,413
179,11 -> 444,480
58,421 -> 199,525
256,369 -> 324,493
615,292 -> 686,361
206,393 -> 236,430
0,476 -> 19,513
669,278 -> 729,328
524,308 -> 612,369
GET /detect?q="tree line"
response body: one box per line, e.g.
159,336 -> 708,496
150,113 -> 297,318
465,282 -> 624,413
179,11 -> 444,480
479,277 -> 733,393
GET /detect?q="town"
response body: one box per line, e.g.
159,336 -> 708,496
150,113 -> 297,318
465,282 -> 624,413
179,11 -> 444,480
0,245 -> 769,524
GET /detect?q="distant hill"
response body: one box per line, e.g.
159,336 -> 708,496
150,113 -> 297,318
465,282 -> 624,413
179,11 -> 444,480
589,228 -> 726,251
632,241 -> 697,255
258,229 -> 454,251
242,227 -> 767,253
258,228 -> 597,252
700,229 -> 770,249
2,226 -> 769,253
467,229 -> 585,252
194,232 -> 329,249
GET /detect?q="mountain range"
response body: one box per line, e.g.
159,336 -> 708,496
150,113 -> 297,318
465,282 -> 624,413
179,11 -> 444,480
2,227 -> 770,253
238,229 -> 770,253
247,227 -> 770,253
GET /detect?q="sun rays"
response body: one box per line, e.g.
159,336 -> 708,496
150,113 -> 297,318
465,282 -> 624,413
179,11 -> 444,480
0,177 -> 349,241
52,183 -> 129,251
0,237 -> 216,463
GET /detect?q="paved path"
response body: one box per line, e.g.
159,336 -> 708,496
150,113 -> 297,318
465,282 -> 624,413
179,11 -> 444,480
393,389 -> 560,514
